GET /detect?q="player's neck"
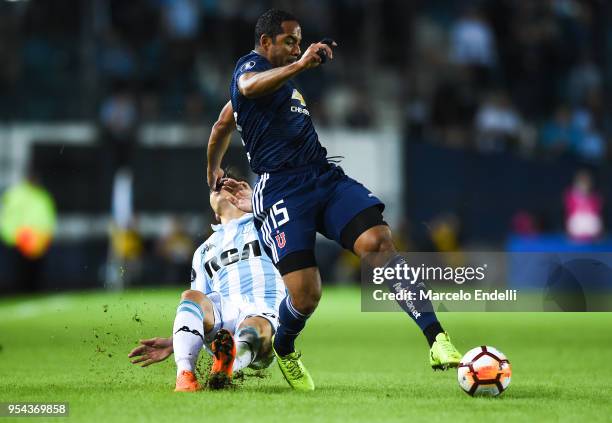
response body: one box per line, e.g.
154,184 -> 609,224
253,47 -> 272,63
253,46 -> 265,56
218,208 -> 246,225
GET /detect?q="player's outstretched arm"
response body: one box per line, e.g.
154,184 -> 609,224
238,41 -> 336,99
128,336 -> 173,367
222,178 -> 253,213
207,100 -> 235,190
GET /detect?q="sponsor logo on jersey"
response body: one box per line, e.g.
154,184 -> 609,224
291,106 -> 310,116
204,240 -> 262,278
275,232 -> 286,249
290,89 -> 310,116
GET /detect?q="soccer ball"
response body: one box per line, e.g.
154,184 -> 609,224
457,346 -> 511,397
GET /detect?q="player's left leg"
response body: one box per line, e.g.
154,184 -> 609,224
350,222 -> 461,369
208,329 -> 236,389
320,168 -> 461,369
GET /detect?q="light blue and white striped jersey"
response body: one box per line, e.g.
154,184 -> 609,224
191,213 -> 285,313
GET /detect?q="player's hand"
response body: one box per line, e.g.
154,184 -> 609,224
222,178 -> 253,213
128,337 -> 173,367
207,167 -> 225,191
298,41 -> 337,70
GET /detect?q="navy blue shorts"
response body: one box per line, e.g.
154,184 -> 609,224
251,162 -> 384,266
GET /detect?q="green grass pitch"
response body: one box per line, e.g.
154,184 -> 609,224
0,286 -> 611,422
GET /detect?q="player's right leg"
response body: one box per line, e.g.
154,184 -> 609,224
232,315 -> 275,372
251,170 -> 322,391
208,312 -> 276,389
172,289 -> 215,392
272,265 -> 319,391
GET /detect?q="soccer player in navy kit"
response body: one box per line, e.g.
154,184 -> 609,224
208,9 -> 461,391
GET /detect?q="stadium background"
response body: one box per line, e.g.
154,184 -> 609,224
1,0 -> 611,292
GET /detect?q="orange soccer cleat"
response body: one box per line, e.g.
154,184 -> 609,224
208,329 -> 236,389
174,370 -> 201,392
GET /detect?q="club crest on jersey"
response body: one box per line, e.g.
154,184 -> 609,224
275,232 -> 286,249
242,61 -> 256,71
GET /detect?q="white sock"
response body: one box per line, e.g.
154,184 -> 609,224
173,300 -> 205,376
232,340 -> 256,372
232,327 -> 259,372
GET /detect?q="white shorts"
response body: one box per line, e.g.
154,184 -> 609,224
203,291 -> 278,369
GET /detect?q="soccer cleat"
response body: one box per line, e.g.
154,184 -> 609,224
272,338 -> 315,392
430,332 -> 462,370
175,370 -> 200,392
208,329 -> 236,389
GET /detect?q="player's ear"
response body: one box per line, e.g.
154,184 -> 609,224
215,213 -> 220,222
260,34 -> 272,49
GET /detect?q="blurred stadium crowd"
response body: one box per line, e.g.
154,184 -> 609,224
1,0 -> 610,161
1,0 -> 611,291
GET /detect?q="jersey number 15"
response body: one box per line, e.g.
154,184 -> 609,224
267,199 -> 289,229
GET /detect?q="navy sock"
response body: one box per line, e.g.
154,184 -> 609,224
274,296 -> 310,356
383,255 -> 443,341
423,321 -> 444,347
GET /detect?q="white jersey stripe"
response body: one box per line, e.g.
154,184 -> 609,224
249,249 -> 266,310
256,173 -> 269,221
222,221 -> 241,301
254,173 -> 267,220
253,175 -> 263,219
259,220 -> 274,261
262,218 -> 278,262
260,218 -> 273,261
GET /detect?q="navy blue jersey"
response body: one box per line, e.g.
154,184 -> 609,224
230,51 -> 328,174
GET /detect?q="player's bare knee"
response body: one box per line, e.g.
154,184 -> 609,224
355,227 -> 395,256
292,290 -> 320,315
236,325 -> 261,339
282,267 -> 322,315
376,236 -> 395,253
180,289 -> 204,302
180,290 -> 213,315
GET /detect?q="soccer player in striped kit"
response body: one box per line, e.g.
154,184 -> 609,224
128,177 -> 286,391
